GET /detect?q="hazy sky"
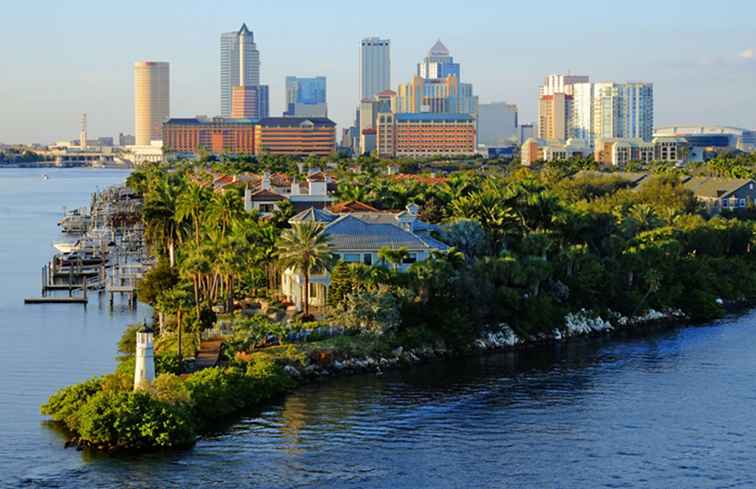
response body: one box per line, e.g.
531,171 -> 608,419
2,0 -> 755,144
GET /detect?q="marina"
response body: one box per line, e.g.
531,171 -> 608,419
25,182 -> 149,308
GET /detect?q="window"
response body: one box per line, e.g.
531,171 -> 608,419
343,254 -> 360,262
309,285 -> 317,298
722,199 -> 728,208
363,253 -> 372,265
739,199 -> 746,208
402,252 -> 418,264
259,203 -> 275,213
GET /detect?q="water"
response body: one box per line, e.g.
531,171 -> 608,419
2,169 -> 756,488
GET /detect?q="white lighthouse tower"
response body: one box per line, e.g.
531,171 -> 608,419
133,323 -> 156,390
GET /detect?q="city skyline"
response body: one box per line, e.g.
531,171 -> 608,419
2,0 -> 756,143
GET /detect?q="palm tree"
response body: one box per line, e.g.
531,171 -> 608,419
176,182 -> 208,246
275,222 -> 333,317
143,181 -> 181,267
206,188 -> 245,238
378,246 -> 409,272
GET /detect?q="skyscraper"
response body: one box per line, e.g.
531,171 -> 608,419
538,93 -> 572,142
221,24 -> 260,117
539,74 -> 590,97
284,76 -> 327,117
593,82 -> 654,142
417,40 -> 460,79
537,73 -> 588,144
360,37 -> 391,101
134,61 -> 170,146
395,40 -> 477,116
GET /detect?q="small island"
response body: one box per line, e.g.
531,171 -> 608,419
42,154 -> 756,452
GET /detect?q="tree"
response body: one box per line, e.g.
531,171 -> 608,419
378,246 -> 409,272
143,181 -> 182,266
275,222 -> 333,317
176,182 -> 209,246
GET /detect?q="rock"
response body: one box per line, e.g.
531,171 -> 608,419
283,365 -> 301,378
303,364 -> 318,376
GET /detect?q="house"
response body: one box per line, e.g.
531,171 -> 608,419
243,171 -> 335,216
280,203 -> 449,311
682,177 -> 756,212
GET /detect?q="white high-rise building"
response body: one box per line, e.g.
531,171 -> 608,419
134,61 -> 170,146
221,24 -> 260,117
593,82 -> 654,142
571,82 -> 595,144
539,74 -> 590,97
360,37 -> 390,101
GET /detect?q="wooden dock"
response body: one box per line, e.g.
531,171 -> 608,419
24,296 -> 88,304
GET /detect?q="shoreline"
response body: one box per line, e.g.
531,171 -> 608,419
59,303 -> 753,454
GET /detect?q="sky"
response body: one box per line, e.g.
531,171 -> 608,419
1,0 -> 756,144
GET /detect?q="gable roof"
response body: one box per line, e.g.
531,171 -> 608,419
683,177 -> 756,199
290,207 -> 339,224
329,201 -> 380,213
249,189 -> 286,202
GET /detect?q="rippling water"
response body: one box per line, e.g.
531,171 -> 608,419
2,168 -> 756,488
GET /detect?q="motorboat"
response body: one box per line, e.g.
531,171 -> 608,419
53,240 -> 80,253
58,208 -> 91,234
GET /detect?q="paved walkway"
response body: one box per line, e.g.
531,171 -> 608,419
194,339 -> 223,369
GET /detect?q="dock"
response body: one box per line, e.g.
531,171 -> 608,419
24,296 -> 88,304
27,183 -> 148,308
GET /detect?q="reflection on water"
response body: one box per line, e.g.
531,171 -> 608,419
3,169 -> 756,488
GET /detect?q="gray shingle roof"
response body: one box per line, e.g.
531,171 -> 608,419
683,177 -> 755,199
323,215 -> 448,252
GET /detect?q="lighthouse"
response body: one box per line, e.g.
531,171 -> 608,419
133,323 -> 156,390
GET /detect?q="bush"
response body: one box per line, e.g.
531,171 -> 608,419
77,390 -> 194,449
40,377 -> 102,431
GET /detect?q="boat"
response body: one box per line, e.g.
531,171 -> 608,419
53,240 -> 80,253
56,250 -> 107,268
58,208 -> 91,234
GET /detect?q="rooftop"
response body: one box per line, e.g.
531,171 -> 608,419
395,113 -> 474,123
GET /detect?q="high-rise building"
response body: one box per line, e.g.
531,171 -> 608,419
593,82 -> 654,142
571,82 -> 595,144
285,76 -> 327,117
360,37 -> 391,101
376,112 -> 477,158
536,73 -> 588,144
134,61 -> 170,146
227,24 -> 268,119
538,93 -> 572,142
477,102 -> 518,146
539,74 -> 590,97
418,40 -> 460,79
396,41 -> 477,117
231,85 -> 269,119
221,24 -> 261,117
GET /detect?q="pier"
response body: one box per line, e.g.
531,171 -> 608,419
26,184 -> 147,308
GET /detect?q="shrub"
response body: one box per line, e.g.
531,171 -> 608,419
77,390 -> 194,449
40,377 -> 102,431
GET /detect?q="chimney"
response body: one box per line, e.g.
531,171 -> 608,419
290,177 -> 300,195
262,171 -> 271,191
244,186 -> 252,211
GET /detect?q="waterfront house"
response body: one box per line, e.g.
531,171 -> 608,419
280,203 -> 449,311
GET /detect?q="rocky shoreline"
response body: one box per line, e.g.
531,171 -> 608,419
277,308 -> 698,382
